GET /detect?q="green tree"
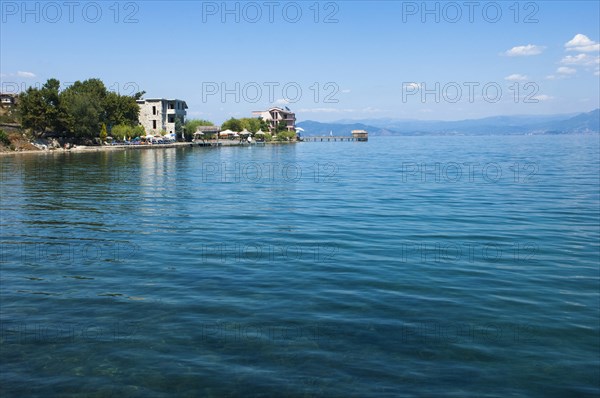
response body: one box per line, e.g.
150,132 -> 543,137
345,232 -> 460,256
61,90 -> 102,138
221,117 -> 243,132
99,123 -> 107,142
240,117 -> 261,133
18,77 -> 144,143
104,92 -> 139,127
132,125 -> 145,138
258,117 -> 270,132
110,124 -> 129,140
275,130 -> 297,141
184,119 -> 214,140
174,117 -> 183,140
18,78 -> 65,136
0,129 -> 10,146
134,91 -> 146,100
275,120 -> 290,133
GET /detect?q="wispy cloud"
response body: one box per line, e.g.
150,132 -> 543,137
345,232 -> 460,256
532,94 -> 554,101
503,44 -> 544,57
341,89 -> 351,94
297,107 -> 383,114
504,74 -> 528,81
557,66 -> 576,75
275,98 -> 290,105
565,34 -> 600,53
560,53 -> 600,66
16,71 -> 36,78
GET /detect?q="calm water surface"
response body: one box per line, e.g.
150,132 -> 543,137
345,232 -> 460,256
1,135 -> 599,397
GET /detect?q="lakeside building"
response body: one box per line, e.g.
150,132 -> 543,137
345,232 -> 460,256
137,98 -> 188,137
252,106 -> 296,132
0,93 -> 17,109
351,129 -> 368,141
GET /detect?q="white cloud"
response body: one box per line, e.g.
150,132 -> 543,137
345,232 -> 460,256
532,95 -> 554,101
560,53 -> 600,66
297,107 -> 383,114
360,106 -> 383,114
341,89 -> 351,93
297,107 -> 349,113
504,44 -> 544,56
557,66 -> 576,75
16,71 -> 36,78
504,74 -> 528,81
275,98 -> 290,105
565,34 -> 600,52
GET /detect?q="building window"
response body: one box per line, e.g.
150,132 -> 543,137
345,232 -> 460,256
168,115 -> 174,123
152,120 -> 157,129
169,103 -> 174,110
152,106 -> 156,115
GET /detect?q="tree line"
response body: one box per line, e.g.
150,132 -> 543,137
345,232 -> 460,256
16,77 -> 296,143
18,78 -> 144,141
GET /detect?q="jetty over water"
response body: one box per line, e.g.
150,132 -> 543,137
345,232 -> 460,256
303,130 -> 368,142
303,136 -> 359,142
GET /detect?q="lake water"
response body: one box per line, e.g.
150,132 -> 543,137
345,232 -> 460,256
1,135 -> 599,397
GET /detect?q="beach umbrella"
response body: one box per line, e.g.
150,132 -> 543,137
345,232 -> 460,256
240,129 -> 251,135
232,132 -> 240,137
254,130 -> 265,136
219,129 -> 233,137
194,131 -> 204,136
295,127 -> 305,132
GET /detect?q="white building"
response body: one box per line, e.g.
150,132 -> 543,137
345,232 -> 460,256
137,98 -> 188,137
252,106 -> 296,132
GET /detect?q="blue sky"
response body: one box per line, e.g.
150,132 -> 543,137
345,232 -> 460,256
1,1 -> 599,123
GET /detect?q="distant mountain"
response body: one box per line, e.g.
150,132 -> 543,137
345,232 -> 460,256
297,109 -> 599,136
533,109 -> 599,134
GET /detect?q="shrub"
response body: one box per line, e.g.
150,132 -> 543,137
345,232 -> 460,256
0,129 -> 11,146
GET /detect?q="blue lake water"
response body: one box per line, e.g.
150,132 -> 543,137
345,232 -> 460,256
1,135 -> 599,397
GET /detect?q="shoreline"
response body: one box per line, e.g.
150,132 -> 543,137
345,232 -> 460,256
0,140 -> 296,156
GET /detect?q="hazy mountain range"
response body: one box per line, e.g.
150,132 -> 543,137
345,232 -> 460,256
297,109 -> 599,136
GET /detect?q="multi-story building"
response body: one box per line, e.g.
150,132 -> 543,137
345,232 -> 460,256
0,93 -> 17,119
252,106 -> 296,132
136,98 -> 187,137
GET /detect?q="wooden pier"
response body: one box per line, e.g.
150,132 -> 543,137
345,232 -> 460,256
302,130 -> 368,142
302,136 -> 359,142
